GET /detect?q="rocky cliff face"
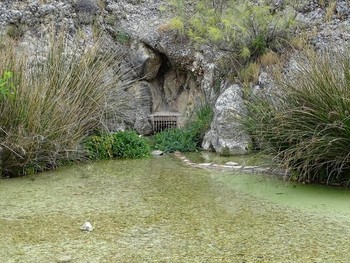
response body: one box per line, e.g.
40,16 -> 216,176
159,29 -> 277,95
1,0 -> 350,154
0,0 -> 208,135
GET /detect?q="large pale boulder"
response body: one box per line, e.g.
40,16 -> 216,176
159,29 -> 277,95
202,84 -> 251,155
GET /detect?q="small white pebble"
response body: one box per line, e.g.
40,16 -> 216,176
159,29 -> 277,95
57,255 -> 72,263
80,222 -> 93,232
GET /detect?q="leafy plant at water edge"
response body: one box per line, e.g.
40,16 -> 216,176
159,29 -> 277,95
153,128 -> 198,153
186,103 -> 214,142
84,131 -> 150,160
242,49 -> 350,185
153,103 -> 213,153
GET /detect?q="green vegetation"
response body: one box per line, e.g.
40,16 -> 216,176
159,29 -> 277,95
0,33 -> 125,177
154,104 -> 213,152
115,30 -> 131,45
0,71 -> 15,100
168,0 -> 296,62
153,128 -> 198,153
243,50 -> 350,185
84,131 -> 150,160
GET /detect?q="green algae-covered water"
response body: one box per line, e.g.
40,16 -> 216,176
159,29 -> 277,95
1,155 -> 350,262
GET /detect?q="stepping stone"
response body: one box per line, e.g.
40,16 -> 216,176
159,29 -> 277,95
197,163 -> 213,166
225,162 -> 239,166
152,150 -> 163,156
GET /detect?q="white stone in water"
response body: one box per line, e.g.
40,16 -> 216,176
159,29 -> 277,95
197,163 -> 213,166
243,166 -> 259,169
225,162 -> 239,166
151,150 -> 163,156
221,165 -> 238,169
57,255 -> 72,263
80,222 -> 93,232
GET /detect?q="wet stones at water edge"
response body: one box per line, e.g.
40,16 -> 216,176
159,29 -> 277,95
174,152 -> 287,176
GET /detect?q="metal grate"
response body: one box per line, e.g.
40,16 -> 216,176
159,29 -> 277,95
149,112 -> 182,133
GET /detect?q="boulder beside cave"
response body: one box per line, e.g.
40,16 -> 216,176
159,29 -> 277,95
202,84 -> 251,155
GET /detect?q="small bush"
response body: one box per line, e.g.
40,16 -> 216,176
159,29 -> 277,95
115,31 -> 130,45
243,49 -> 350,185
0,71 -> 15,100
153,104 -> 213,153
325,1 -> 337,21
153,128 -> 198,153
186,103 -> 214,142
84,131 -> 150,160
259,51 -> 281,66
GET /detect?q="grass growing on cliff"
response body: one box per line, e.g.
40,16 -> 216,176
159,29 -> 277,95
243,49 -> 350,185
168,0 -> 296,63
0,34 -> 125,176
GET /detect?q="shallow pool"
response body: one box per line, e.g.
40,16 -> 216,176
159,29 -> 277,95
0,154 -> 349,262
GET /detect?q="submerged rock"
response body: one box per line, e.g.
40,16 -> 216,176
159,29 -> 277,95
225,162 -> 239,166
80,221 -> 93,232
57,255 -> 72,263
152,150 -> 163,156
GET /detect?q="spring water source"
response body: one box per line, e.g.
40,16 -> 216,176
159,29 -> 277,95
0,154 -> 349,262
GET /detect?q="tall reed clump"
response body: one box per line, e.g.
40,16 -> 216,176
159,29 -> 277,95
0,33 -> 124,176
243,50 -> 350,185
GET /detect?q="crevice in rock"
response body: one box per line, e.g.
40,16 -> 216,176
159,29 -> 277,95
155,52 -> 171,86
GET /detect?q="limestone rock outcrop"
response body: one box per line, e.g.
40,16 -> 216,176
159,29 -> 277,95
202,84 -> 251,155
129,42 -> 162,80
